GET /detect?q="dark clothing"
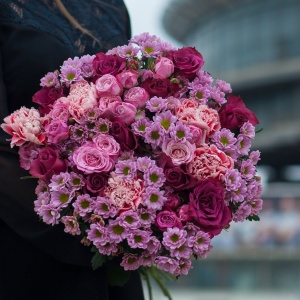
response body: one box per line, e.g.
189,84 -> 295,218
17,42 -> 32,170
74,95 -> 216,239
0,1 -> 144,299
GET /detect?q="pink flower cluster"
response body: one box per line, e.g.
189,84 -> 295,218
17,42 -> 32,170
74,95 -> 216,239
1,33 -> 262,277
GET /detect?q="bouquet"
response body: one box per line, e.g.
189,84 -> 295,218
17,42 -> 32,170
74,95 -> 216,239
1,33 -> 263,299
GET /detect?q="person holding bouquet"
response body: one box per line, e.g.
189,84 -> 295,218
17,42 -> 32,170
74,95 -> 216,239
0,1 -> 144,299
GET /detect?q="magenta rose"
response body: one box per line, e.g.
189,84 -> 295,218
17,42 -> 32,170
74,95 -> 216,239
155,210 -> 182,231
154,57 -> 174,79
73,143 -> 114,174
32,87 -> 65,116
219,94 -> 259,131
92,52 -> 126,77
44,120 -> 69,144
141,78 -> 180,98
170,47 -> 204,79
189,178 -> 232,237
116,69 -> 139,89
29,146 -> 68,182
163,194 -> 181,210
86,173 -> 108,195
110,121 -> 138,151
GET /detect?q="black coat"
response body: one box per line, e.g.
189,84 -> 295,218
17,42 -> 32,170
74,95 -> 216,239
0,1 -> 144,299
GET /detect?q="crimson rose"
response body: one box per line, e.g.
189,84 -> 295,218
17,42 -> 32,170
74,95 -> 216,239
29,146 -> 68,182
92,52 -> 126,77
86,173 -> 108,195
170,47 -> 204,79
155,210 -> 182,231
189,178 -> 232,237
219,94 -> 259,131
141,78 -> 180,98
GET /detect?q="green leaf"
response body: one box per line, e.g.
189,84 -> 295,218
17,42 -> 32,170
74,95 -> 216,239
107,266 -> 131,287
91,251 -> 107,270
246,215 -> 260,221
20,176 -> 36,180
255,127 -> 263,134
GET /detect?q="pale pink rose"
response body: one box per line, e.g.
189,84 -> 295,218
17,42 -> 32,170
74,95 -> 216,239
116,69 -> 139,89
154,57 -> 174,78
162,138 -> 196,166
44,120 -> 69,144
187,144 -> 233,181
108,101 -> 137,124
49,102 -> 70,122
95,74 -> 123,97
189,125 -> 205,146
73,142 -> 114,174
92,133 -> 120,159
176,101 -> 220,138
1,107 -> 45,147
105,172 -> 144,213
98,96 -> 122,112
123,87 -> 150,109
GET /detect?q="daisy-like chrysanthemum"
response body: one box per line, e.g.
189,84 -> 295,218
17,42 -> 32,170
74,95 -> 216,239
224,168 -> 243,191
87,223 -> 108,246
212,128 -> 237,151
146,236 -> 162,254
49,172 -> 70,191
247,197 -> 263,216
155,256 -> 179,274
231,179 -> 248,203
119,211 -> 140,229
196,70 -> 213,86
240,160 -> 256,180
174,258 -> 193,276
153,110 -> 177,133
40,71 -> 60,88
233,202 -> 252,222
209,86 -> 226,105
131,118 -> 151,137
93,196 -> 117,219
162,227 -> 187,250
143,166 -> 166,188
38,204 -> 60,225
146,96 -> 167,112
114,159 -> 137,180
120,253 -> 141,271
117,45 -> 139,58
127,229 -> 151,249
72,194 -> 94,217
137,208 -> 156,228
136,157 -> 156,172
94,118 -> 112,134
34,192 -> 50,213
50,187 -> 75,208
169,121 -> 193,142
80,54 -> 96,78
61,215 -> 81,235
142,186 -> 166,211
188,231 -> 212,258
97,241 -> 118,256
60,65 -> 82,86
216,79 -> 232,93
240,121 -> 256,139
188,82 -> 210,103
246,178 -> 263,201
235,135 -> 252,156
249,150 -> 261,165
69,172 -> 85,190
169,241 -> 193,259
107,219 -> 127,243
69,124 -> 89,143
144,122 -> 166,148
139,251 -> 156,267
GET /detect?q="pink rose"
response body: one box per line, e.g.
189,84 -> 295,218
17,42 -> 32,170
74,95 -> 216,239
189,178 -> 232,237
219,94 -> 259,131
98,96 -> 122,112
49,102 -> 70,122
95,74 -> 123,97
73,142 -> 114,174
29,146 -> 68,182
154,57 -> 174,78
92,52 -> 126,77
123,87 -> 149,109
187,144 -> 233,181
169,47 -> 204,79
108,101 -> 137,125
92,133 -> 120,159
44,120 -> 69,144
155,210 -> 182,231
162,138 -> 196,166
116,69 -> 139,89
189,125 -> 205,146
1,107 -> 45,147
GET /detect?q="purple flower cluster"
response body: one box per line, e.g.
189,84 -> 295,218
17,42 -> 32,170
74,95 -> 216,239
2,32 -> 263,278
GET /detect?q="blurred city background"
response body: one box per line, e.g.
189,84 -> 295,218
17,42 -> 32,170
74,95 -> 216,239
125,0 -> 300,298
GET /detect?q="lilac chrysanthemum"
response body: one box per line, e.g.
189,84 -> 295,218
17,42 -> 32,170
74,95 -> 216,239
188,231 -> 211,256
34,192 -> 51,213
97,241 -> 118,256
80,54 -> 96,78
162,227 -> 187,250
69,172 -> 85,190
60,65 -> 82,86
136,157 -> 156,172
130,32 -> 154,45
107,219 -> 127,243
117,45 -> 139,58
209,86 -> 226,105
174,258 -> 193,276
247,197 -> 263,215
127,229 -> 151,249
183,223 -> 201,238
119,211 -> 140,229
144,122 -> 166,148
153,110 -> 177,133
225,169 -> 243,191
120,253 -> 141,271
146,236 -> 162,254
240,160 -> 256,180
216,79 -> 232,93
246,178 -> 263,200
131,118 -> 151,137
235,135 -> 252,156
249,150 -> 261,165
212,128 -> 237,151
146,97 -> 167,112
155,256 -> 179,274
196,70 -> 213,86
137,208 -> 156,228
231,180 -> 248,203
240,121 -> 256,139
142,186 -> 166,210
114,159 -> 137,180
50,187 -> 75,208
166,96 -> 181,111
72,194 -> 94,217
233,203 -> 252,222
143,166 -> 166,188
139,251 -> 155,267
188,83 -> 210,103
35,180 -> 49,194
169,241 -> 193,259
49,172 -> 70,191
93,197 -> 117,219
94,118 -> 112,134
40,71 -> 60,88
69,124 -> 89,143
169,121 -> 193,142
140,40 -> 161,57
38,204 -> 60,225
61,215 -> 81,235
87,223 -> 108,246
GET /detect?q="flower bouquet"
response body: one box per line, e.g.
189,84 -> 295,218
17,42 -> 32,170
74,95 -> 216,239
1,33 -> 263,299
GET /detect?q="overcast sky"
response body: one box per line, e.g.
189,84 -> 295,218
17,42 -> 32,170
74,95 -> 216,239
123,0 -> 182,47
